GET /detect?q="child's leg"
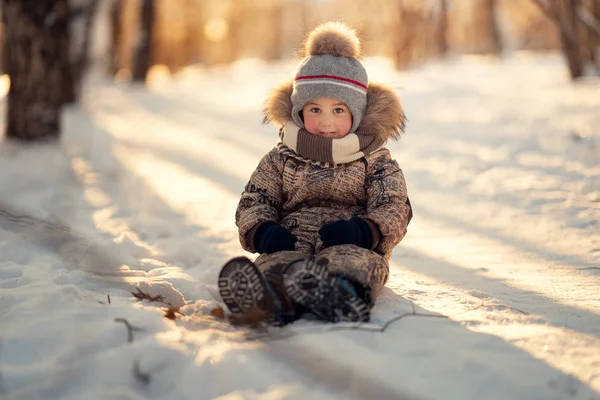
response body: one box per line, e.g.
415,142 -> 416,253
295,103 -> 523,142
315,245 -> 389,305
218,256 -> 299,326
254,250 -> 310,274
254,250 -> 311,322
281,257 -> 371,323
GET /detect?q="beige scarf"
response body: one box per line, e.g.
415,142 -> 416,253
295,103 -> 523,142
279,121 -> 386,165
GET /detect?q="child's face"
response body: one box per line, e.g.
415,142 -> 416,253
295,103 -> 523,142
302,98 -> 352,139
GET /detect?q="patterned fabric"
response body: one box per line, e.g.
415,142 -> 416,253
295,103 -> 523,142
235,144 -> 411,296
253,246 -> 389,304
280,121 -> 386,165
242,68 -> 410,299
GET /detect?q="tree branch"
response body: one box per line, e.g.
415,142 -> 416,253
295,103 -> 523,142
531,0 -> 560,22
578,5 -> 600,38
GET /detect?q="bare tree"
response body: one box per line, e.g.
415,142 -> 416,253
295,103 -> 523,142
581,0 -> 600,70
485,0 -> 502,55
435,0 -> 449,56
109,0 -> 124,75
532,0 -> 600,79
0,6 -> 4,75
3,0 -> 71,141
472,0 -> 502,55
65,0 -> 99,103
132,0 -> 155,82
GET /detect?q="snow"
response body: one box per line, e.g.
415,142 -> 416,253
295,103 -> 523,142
0,52 -> 599,400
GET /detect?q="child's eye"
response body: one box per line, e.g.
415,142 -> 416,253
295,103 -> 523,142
309,107 -> 321,113
333,108 -> 346,114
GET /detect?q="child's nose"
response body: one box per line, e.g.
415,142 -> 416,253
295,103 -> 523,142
320,114 -> 334,126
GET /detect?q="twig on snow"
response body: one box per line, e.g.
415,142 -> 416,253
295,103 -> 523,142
463,299 -> 529,315
245,297 -> 532,342
131,287 -> 173,307
114,318 -> 145,343
133,360 -> 151,385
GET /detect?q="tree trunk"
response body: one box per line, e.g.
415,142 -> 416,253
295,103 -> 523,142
132,0 -> 154,82
65,0 -> 98,104
266,2 -> 284,61
0,8 -> 4,75
394,1 -> 411,69
487,0 -> 503,55
561,0 -> 584,79
3,0 -> 71,141
436,0 -> 449,56
474,0 -> 502,55
586,0 -> 600,69
109,0 -> 124,75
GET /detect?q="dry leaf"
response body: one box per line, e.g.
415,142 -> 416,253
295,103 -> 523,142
227,307 -> 268,329
164,306 -> 182,320
209,307 -> 225,320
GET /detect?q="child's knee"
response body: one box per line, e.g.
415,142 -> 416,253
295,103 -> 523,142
255,250 -> 308,274
316,245 -> 388,296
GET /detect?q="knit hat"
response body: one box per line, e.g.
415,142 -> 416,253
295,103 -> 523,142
291,22 -> 368,134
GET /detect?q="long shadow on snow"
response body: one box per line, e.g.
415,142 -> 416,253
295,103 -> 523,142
413,196 -> 599,271
115,137 -> 247,197
391,245 -> 599,337
122,84 -> 279,154
262,287 -> 598,400
51,106 -> 232,301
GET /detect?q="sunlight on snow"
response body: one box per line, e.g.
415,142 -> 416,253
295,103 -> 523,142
387,259 -> 600,390
88,87 -> 260,182
68,155 -> 104,201
401,214 -> 599,316
0,74 -> 10,99
146,64 -> 173,91
113,143 -> 238,236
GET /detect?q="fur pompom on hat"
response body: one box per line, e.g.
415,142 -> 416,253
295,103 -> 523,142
304,22 -> 361,58
291,22 -> 368,133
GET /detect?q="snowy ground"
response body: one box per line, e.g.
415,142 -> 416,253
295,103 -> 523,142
0,53 -> 599,400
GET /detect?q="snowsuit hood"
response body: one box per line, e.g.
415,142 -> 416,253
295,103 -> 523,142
236,78 -> 412,302
263,80 -> 406,142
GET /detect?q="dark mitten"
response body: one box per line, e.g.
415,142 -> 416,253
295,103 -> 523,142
318,217 -> 372,249
254,222 -> 297,254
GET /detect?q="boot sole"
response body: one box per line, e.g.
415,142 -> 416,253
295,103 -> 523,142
218,256 -> 282,326
282,258 -> 370,323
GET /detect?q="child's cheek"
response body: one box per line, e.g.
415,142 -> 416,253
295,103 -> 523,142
339,115 -> 352,134
304,116 -> 319,135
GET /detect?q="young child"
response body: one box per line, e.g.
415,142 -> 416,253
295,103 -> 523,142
218,22 -> 412,326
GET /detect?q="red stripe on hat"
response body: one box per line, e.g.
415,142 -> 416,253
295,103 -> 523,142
295,75 -> 367,90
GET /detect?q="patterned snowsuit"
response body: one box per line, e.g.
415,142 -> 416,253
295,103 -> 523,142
236,82 -> 412,303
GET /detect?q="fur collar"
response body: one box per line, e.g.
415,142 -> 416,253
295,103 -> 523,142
263,80 -> 406,140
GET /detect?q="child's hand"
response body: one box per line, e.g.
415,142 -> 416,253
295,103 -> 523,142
319,218 -> 372,249
255,222 -> 298,254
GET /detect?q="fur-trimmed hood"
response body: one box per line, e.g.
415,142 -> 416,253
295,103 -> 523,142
263,80 -> 406,141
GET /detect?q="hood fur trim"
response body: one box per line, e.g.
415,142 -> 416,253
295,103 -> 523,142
263,81 -> 405,141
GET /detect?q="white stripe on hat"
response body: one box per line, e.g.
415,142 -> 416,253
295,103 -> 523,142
294,79 -> 367,95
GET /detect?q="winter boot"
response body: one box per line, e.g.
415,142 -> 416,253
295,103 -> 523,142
218,256 -> 293,326
282,258 -> 371,323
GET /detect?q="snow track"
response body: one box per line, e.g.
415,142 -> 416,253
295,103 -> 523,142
1,54 -> 599,399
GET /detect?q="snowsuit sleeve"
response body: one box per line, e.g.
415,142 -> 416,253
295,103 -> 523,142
363,150 -> 412,258
235,148 -> 284,252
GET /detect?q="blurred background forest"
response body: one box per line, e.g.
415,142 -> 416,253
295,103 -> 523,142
0,0 -> 599,141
